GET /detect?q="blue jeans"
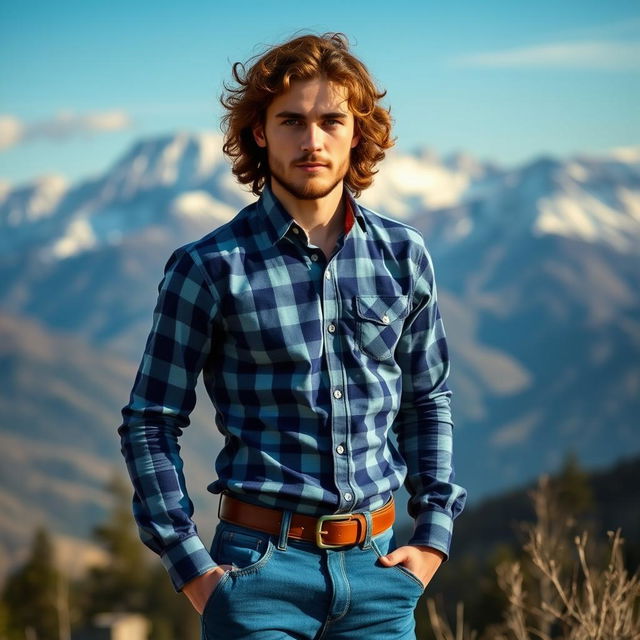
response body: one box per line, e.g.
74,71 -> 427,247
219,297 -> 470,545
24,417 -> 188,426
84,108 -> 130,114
200,507 -> 425,639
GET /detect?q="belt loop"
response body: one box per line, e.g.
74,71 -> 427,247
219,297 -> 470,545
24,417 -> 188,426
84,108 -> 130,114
361,510 -> 373,549
277,509 -> 293,551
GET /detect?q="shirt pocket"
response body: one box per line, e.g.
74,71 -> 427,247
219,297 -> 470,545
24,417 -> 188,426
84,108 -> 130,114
355,295 -> 409,363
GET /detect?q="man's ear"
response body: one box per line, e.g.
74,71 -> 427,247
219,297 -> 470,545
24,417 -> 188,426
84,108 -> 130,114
350,121 -> 361,149
253,124 -> 267,148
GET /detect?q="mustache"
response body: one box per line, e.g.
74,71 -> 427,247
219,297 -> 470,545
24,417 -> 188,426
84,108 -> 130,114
293,154 -> 330,165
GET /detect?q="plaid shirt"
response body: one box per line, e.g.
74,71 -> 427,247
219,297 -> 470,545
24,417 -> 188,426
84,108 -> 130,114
118,184 -> 467,592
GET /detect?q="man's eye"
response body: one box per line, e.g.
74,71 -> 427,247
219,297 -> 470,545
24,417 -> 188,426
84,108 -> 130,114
325,119 -> 341,126
282,119 -> 301,126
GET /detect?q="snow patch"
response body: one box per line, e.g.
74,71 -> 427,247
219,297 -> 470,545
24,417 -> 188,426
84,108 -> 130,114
606,145 -> 640,164
566,162 -> 589,182
170,191 -> 235,223
360,151 -> 471,216
50,218 -> 96,258
617,186 -> 640,222
194,132 -> 225,177
2,174 -> 68,227
534,188 -> 640,252
0,179 -> 12,205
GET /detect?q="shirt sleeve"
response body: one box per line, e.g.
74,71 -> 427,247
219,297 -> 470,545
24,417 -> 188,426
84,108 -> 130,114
117,247 -> 218,592
392,240 -> 467,561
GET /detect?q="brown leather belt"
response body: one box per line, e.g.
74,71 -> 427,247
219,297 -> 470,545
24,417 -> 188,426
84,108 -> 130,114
218,492 -> 395,549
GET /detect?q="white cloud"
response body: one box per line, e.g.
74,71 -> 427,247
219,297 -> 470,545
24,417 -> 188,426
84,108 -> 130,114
79,111 -> 131,132
450,40 -> 640,71
0,109 -> 133,151
490,413 -> 540,448
0,115 -> 25,151
544,17 -> 640,41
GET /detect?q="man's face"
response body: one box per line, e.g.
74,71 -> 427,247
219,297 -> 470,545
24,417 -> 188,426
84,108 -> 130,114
252,76 -> 360,201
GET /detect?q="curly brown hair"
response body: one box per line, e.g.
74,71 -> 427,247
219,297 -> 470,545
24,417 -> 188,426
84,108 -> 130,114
220,33 -> 394,198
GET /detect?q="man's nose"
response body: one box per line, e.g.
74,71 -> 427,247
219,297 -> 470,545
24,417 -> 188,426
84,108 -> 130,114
301,124 -> 322,152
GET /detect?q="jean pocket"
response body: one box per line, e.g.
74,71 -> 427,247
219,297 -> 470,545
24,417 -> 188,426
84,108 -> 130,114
202,522 -> 275,621
201,569 -> 231,619
370,528 -> 425,593
391,562 -> 426,591
355,295 -> 409,362
214,522 -> 275,575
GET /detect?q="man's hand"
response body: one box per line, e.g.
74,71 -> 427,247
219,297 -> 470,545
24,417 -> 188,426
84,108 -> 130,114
182,564 -> 233,615
378,545 -> 445,589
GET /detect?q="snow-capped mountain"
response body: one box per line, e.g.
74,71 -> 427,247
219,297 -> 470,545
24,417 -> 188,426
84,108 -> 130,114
359,148 -> 503,217
0,173 -> 68,227
410,152 -> 640,257
0,132 -> 254,259
2,133 -> 638,266
0,174 -> 70,254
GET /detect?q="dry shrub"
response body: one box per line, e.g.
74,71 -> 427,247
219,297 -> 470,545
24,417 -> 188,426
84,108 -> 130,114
427,475 -> 640,640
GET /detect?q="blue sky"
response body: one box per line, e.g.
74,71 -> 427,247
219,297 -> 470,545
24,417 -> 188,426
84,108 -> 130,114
1,0 -> 639,186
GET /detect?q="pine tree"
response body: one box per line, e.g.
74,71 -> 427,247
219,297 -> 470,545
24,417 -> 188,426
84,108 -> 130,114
2,526 -> 61,640
75,471 -> 201,638
550,451 -> 594,520
77,472 -> 150,619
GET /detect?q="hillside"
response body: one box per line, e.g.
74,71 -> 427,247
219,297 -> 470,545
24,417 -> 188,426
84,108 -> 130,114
0,312 -> 225,581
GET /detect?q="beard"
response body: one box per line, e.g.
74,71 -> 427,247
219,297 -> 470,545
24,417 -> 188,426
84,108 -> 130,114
267,151 -> 350,201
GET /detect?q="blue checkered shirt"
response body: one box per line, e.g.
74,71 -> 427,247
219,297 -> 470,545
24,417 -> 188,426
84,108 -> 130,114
118,184 -> 467,591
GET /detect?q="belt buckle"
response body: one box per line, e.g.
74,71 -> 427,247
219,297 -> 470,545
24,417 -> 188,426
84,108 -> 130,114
315,513 -> 354,549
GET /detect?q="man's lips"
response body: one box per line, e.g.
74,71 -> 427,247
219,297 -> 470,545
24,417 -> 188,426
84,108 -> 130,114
295,162 -> 328,172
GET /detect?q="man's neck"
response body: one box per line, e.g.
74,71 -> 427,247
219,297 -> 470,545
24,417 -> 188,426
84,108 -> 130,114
270,179 -> 345,244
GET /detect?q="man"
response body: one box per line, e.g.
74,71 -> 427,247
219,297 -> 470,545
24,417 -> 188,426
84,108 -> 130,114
119,32 -> 466,639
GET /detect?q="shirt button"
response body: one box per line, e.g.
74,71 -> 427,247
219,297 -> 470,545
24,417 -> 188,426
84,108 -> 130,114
344,492 -> 353,502
311,253 -> 319,262
325,270 -> 332,280
333,389 -> 343,399
292,226 -> 300,234
382,314 -> 390,324
336,444 -> 345,454
327,323 -> 336,333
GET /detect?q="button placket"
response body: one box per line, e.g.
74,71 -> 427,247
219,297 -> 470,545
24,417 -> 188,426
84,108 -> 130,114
321,257 -> 355,512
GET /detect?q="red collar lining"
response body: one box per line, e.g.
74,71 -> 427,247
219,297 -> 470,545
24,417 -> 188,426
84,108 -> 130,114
344,198 -> 355,234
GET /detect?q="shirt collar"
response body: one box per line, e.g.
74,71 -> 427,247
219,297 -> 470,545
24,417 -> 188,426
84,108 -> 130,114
344,192 -> 356,234
259,182 -> 367,245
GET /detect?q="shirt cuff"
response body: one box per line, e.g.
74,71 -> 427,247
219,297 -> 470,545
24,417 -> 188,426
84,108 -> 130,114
160,534 -> 218,592
407,507 -> 454,562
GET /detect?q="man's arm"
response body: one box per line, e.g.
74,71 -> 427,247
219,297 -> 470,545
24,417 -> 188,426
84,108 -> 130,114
117,247 -> 218,592
391,240 -> 467,567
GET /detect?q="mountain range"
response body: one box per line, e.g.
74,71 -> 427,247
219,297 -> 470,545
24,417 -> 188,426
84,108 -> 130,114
1,131 -> 638,579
